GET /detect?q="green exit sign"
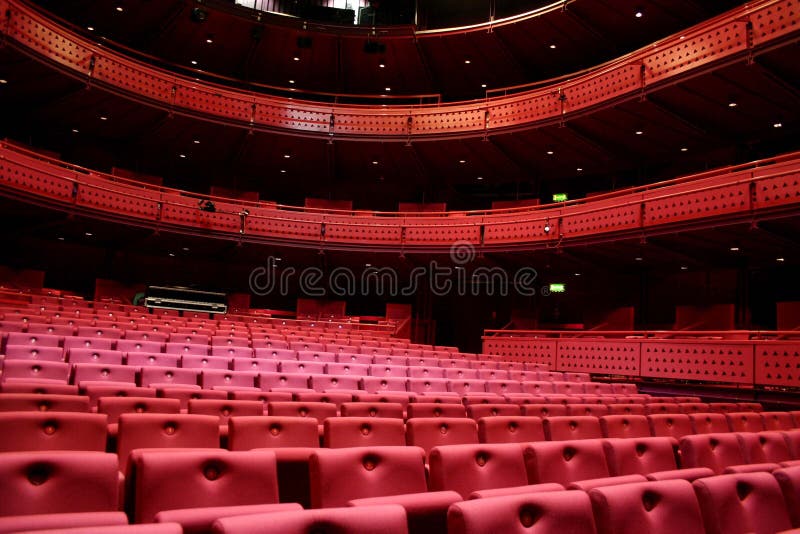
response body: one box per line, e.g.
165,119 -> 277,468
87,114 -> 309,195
549,283 -> 566,293
552,193 -> 568,202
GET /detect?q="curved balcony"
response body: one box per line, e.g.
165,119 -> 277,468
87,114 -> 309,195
1,0 -> 797,140
1,140 -> 799,253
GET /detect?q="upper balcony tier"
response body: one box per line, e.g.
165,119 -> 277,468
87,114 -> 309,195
29,0 -> 744,100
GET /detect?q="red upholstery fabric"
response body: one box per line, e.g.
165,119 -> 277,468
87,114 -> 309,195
140,367 -> 199,388
323,417 -> 405,448
0,512 -> 127,534
325,362 -> 370,376
280,361 -> 325,374
158,387 -> 226,410
648,414 -> 694,439
567,404 -> 610,417
468,482 -> 564,499
407,378 -> 449,394
200,370 -> 258,390
266,401 -> 337,424
522,404 -> 568,418
0,451 -> 119,516
181,355 -> 231,370
187,399 -> 264,426
340,402 -> 404,419
407,403 -> 466,419
568,474 -> 648,491
524,440 -> 610,486
428,443 -> 528,499
773,466 -> 800,527
98,397 -> 181,425
543,416 -> 603,441
228,416 -> 318,450
762,412 -> 796,431
448,490 -> 598,534
725,412 -> 766,433
1,361 -> 70,383
693,472 -> 792,534
360,377 -> 409,393
130,449 -> 279,523
116,413 -> 219,469
230,358 -> 279,373
294,391 -> 354,408
589,479 -> 706,534
599,415 -> 651,439
607,404 -> 646,416
466,404 -> 521,419
210,505 -> 409,534
739,431 -> 793,464
405,418 -> 479,455
645,403 -> 681,415
678,403 -> 711,414
602,437 -> 679,477
679,433 -> 748,474
477,416 -> 545,444
309,446 -> 429,508
0,393 -> 90,413
257,373 -> 310,391
0,382 -> 79,395
0,412 -> 107,452
66,349 -> 124,365
689,413 -> 730,434
155,503 -> 301,534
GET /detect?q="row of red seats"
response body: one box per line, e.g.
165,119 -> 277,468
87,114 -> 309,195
1,442 -> 799,533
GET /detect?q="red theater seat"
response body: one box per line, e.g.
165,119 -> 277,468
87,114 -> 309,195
645,403 -> 681,415
762,411 -> 796,431
522,404 -> 568,418
428,443 -> 528,499
72,363 -> 137,386
567,404 -> 610,417
407,402 -> 466,419
0,451 -> 119,517
181,355 -> 231,370
0,512 -> 128,534
648,413 -> 694,439
725,412 -> 766,433
466,403 -> 521,419
478,416 -> 545,444
129,449 -> 280,524
2,360 -> 70,383
524,440 -> 610,486
158,386 -> 226,410
116,413 -> 219,469
689,413 -> 730,434
447,490 -> 598,534
210,505 -> 408,534
3,346 -> 64,362
360,376 -> 409,393
406,417 -> 479,455
589,479 -> 706,534
267,401 -> 337,425
543,416 -> 603,441
140,366 -> 199,388
773,466 -> 800,527
0,412 -> 107,452
280,361 -> 325,375
600,415 -> 651,439
0,393 -> 90,412
200,370 -> 258,390
98,396 -> 181,436
340,401 -> 404,419
602,437 -> 712,482
258,372 -> 311,391
67,348 -> 124,365
680,433 -> 776,475
323,417 -> 405,448
311,446 -> 460,534
607,403 -> 646,416
693,472 -> 792,534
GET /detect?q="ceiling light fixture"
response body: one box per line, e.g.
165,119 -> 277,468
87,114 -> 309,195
378,63 -> 385,68
577,167 -> 583,172
385,87 -> 391,91
280,169 -> 286,173
459,159 -> 466,164
549,44 -> 557,49
635,256 -> 643,261
289,79 -> 295,84
179,154 -> 186,158
635,130 -> 643,135
193,139 -> 200,144
284,154 -> 291,158
293,56 -> 300,61
476,176 -> 483,181
546,150 -> 554,155
635,9 -> 643,18
71,128 -> 79,133
680,266 -> 688,270
191,60 -> 198,65
776,257 -> 785,262
168,253 -> 175,257
206,35 -> 214,44
85,232 -> 93,237
728,101 -> 737,108
87,26 -> 95,31
99,115 -> 108,121
0,79 -> 7,84
730,246 -> 740,252
773,122 -> 783,128
481,83 -> 487,88
464,59 -> 471,64
372,160 -> 379,165
680,147 -> 688,152
115,6 -> 123,12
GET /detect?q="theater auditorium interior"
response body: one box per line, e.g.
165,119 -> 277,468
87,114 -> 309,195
0,0 -> 799,532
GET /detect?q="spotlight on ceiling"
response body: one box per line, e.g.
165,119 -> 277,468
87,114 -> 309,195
190,8 -> 208,23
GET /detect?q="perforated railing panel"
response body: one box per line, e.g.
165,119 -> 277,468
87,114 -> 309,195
482,337 -> 557,368
641,341 -> 754,384
556,340 -> 641,376
561,204 -> 640,236
644,182 -> 749,226
754,170 -> 800,208
754,341 -> 800,387
76,174 -> 160,219
751,0 -> 799,44
0,150 -> 74,200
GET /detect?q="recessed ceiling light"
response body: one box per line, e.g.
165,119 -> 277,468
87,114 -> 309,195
576,167 -> 583,172
459,159 -> 466,164
372,160 -> 379,165
99,115 -> 108,121
680,147 -> 688,152
574,273 -> 581,276
730,246 -> 740,252
728,101 -> 737,108
464,59 -> 471,64
546,150 -> 554,155
179,154 -> 186,158
776,257 -> 785,262
190,60 -> 198,65
115,6 -> 123,12
289,80 -> 295,84
85,232 -> 93,237
284,154 -> 291,158
481,83 -> 487,88
549,44 -> 557,49
635,256 -> 643,261
365,263 -> 372,267
87,26 -> 95,31
206,35 -> 214,44
476,176 -> 483,181
680,266 -> 688,270
378,63 -> 385,68
57,237 -> 65,241
293,56 -> 300,61
773,122 -> 783,128
385,87 -> 391,91
635,130 -> 643,135
168,252 -> 175,257
71,128 -> 79,133
0,79 -> 7,84
280,169 -> 286,173
182,247 -> 190,252
635,9 -> 643,18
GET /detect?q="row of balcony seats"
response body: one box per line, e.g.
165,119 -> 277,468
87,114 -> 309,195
1,442 -> 799,533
